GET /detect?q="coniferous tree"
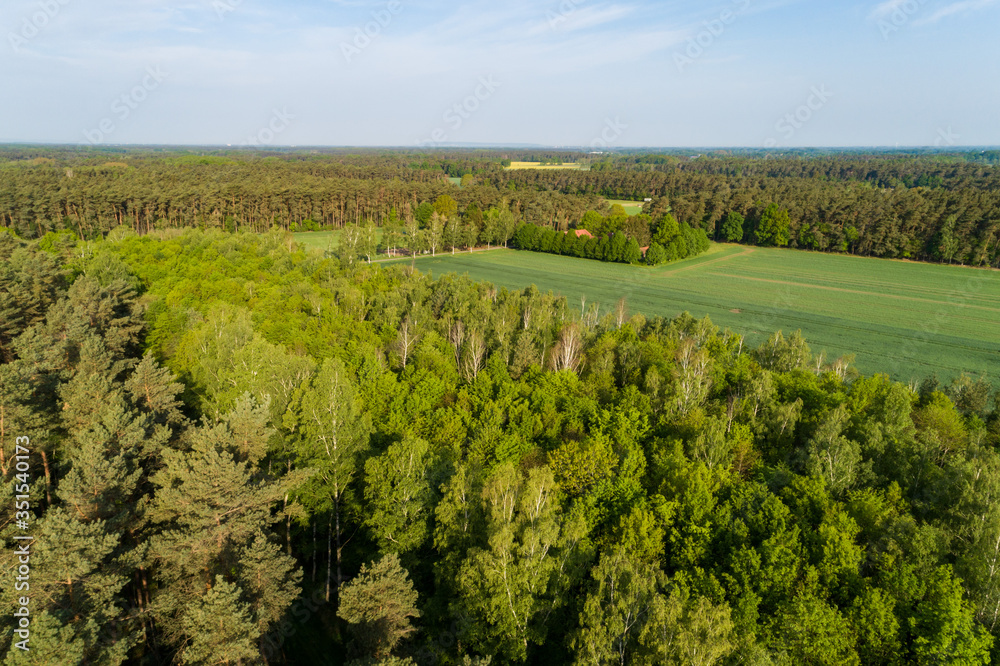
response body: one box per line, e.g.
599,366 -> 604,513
124,352 -> 187,428
338,554 -> 421,660
179,576 -> 262,665
148,412 -> 309,656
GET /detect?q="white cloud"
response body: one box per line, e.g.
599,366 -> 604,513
869,0 -> 914,19
869,0 -> 999,23
912,0 -> 1000,25
538,4 -> 636,34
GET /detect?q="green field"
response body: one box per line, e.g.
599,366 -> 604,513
605,199 -> 645,216
387,245 -> 1000,385
294,231 -> 340,252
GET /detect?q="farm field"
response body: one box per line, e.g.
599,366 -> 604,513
605,199 -> 645,215
387,245 -> 1000,386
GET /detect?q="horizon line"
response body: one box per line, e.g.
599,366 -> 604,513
1,142 -> 999,152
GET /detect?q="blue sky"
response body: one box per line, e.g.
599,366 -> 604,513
1,0 -> 998,147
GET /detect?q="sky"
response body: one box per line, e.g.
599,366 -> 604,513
1,0 -> 998,148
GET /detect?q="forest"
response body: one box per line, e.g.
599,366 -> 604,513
1,146 -> 999,268
2,226 -> 999,665
510,210 -> 712,266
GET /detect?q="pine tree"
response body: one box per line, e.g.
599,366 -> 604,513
0,287 -> 25,363
0,362 -> 51,479
58,336 -> 129,437
237,533 -> 303,637
2,611 -> 88,665
220,392 -> 274,466
0,245 -> 64,362
148,416 -> 310,652
179,577 -> 261,665
1,508 -> 141,665
124,352 -> 187,428
338,554 -> 420,660
56,399 -> 149,526
43,276 -> 144,362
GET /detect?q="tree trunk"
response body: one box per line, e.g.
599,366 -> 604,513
40,450 -> 52,506
326,512 -> 333,603
335,499 -> 344,597
284,492 -> 292,556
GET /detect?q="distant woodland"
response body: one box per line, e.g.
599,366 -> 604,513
1,226 -> 999,664
1,146 -> 999,267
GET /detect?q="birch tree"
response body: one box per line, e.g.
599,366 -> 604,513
288,358 -> 372,602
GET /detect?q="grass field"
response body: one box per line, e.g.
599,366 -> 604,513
605,199 -> 645,216
385,245 -> 1000,386
294,231 -> 340,253
506,162 -> 586,170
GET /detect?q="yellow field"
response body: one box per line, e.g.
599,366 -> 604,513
506,162 -> 586,170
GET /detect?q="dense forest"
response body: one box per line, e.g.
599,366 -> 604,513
2,227 -> 999,664
1,146 -> 999,268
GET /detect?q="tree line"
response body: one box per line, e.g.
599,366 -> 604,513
2,228 -> 999,664
2,147 -> 999,267
510,205 -> 712,266
493,155 -> 1000,266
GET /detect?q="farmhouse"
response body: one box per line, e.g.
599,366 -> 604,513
572,229 -> 593,239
